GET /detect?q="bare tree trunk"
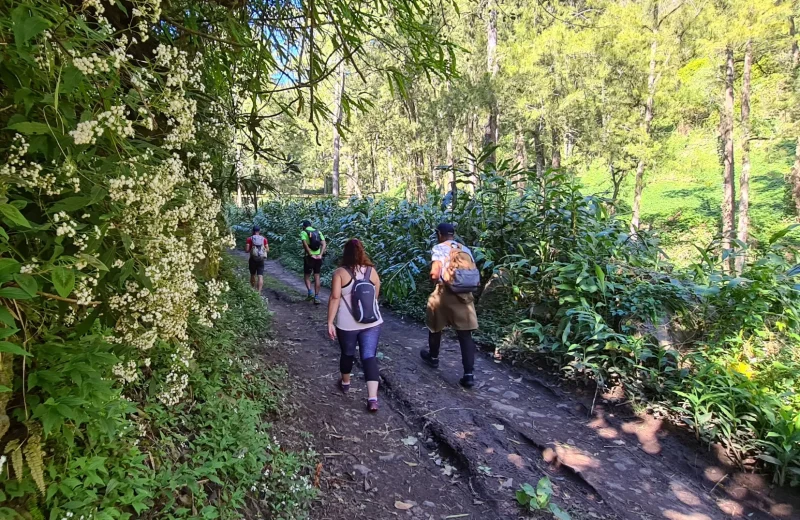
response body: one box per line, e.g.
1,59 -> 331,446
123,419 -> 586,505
483,1 -> 498,165
514,127 -> 527,167
532,121 -> 545,177
331,63 -> 345,197
631,23 -> 659,233
735,40 -> 752,275
387,148 -> 394,190
790,17 -> 800,217
551,127 -> 562,169
234,146 -> 243,207
446,132 -> 454,166
565,130 -> 574,159
370,138 -> 377,192
467,114 -> 477,193
720,45 -> 736,273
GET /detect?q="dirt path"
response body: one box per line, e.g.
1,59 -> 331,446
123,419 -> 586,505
244,256 -> 797,520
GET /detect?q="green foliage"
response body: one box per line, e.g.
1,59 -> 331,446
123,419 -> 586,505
1,259 -> 316,519
516,477 -> 571,519
235,158 -> 800,485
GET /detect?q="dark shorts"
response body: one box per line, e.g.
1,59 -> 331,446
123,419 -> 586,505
249,258 -> 265,276
303,255 -> 322,275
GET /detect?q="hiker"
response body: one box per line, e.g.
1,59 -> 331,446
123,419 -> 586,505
420,223 -> 480,388
300,220 -> 327,304
245,226 -> 269,292
327,239 -> 383,412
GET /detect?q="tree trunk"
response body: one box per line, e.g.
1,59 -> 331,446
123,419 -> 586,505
720,45 -> 736,273
331,63 -> 345,197
790,17 -> 800,217
370,138 -> 377,192
792,16 -> 800,69
387,148 -> 394,190
532,122 -> 545,177
467,114 -> 477,193
631,28 -> 659,233
551,127 -> 562,169
792,139 -> 800,217
483,2 -> 499,165
514,127 -> 527,167
565,130 -> 574,159
735,40 -> 752,275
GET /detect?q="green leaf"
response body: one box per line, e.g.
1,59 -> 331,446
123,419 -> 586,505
13,273 -> 38,297
52,267 -> 75,298
516,490 -> 529,505
549,503 -> 572,520
50,196 -> 91,213
78,253 -> 109,272
768,224 -> 799,245
756,454 -> 782,466
536,476 -> 553,497
0,204 -> 31,228
0,258 -> 20,277
0,340 -> 30,356
7,122 -> 51,135
0,385 -> 12,393
594,264 -> 606,293
0,328 -> 18,340
0,307 -> 15,326
0,287 -> 32,300
12,6 -> 50,47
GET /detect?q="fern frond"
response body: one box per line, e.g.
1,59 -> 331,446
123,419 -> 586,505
24,431 -> 46,494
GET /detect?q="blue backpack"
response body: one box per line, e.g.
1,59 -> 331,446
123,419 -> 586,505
343,267 -> 380,323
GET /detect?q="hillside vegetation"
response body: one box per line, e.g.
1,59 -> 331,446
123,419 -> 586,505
232,160 -> 800,486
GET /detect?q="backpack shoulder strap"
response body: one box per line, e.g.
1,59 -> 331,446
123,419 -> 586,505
364,267 -> 372,282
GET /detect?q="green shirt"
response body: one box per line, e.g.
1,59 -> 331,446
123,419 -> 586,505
300,227 -> 325,256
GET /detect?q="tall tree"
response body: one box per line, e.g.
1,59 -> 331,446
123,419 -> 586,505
735,39 -> 753,274
631,2 -> 662,233
720,44 -> 736,273
332,64 -> 345,197
483,0 -> 499,164
790,14 -> 800,217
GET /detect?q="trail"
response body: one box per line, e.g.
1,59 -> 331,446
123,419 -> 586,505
240,255 -> 797,520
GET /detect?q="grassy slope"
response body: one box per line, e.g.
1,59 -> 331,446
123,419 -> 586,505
578,130 -> 795,265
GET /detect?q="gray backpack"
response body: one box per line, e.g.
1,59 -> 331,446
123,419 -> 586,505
343,267 -> 380,323
444,243 -> 480,294
249,235 -> 267,261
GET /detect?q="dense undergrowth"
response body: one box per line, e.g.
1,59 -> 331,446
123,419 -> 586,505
232,163 -> 800,486
1,258 -> 315,519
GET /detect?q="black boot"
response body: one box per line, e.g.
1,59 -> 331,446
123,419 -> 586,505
420,350 -> 439,368
459,373 -> 475,388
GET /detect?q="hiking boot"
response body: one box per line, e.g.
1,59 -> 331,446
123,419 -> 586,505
420,350 -> 439,368
338,379 -> 350,394
459,374 -> 475,388
367,399 -> 379,413
306,293 -> 314,301
314,296 -> 321,305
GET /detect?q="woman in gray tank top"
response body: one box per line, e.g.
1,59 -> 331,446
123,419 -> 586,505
327,239 -> 383,412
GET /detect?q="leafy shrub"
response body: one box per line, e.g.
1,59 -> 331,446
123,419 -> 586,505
233,160 -> 800,484
516,477 -> 571,519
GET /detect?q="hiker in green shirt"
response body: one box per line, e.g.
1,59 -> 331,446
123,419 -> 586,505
300,220 -> 327,304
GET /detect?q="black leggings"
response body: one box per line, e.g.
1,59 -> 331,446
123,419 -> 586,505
428,330 -> 476,374
337,326 -> 381,382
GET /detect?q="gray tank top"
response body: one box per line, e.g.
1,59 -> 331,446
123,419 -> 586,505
335,266 -> 383,331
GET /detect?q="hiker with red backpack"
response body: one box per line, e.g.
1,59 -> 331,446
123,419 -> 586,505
300,220 -> 327,304
327,239 -> 383,413
420,223 -> 480,388
245,226 -> 269,292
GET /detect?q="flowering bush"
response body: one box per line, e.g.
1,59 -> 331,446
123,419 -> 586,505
0,0 -> 455,513
0,1 -> 290,517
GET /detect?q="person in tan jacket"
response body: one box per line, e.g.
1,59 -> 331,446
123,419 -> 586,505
419,223 -> 478,388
